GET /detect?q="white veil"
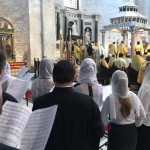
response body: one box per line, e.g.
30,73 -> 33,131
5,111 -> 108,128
111,70 -> 130,99
39,58 -> 54,79
138,64 -> 150,100
110,70 -> 141,119
78,58 -> 98,85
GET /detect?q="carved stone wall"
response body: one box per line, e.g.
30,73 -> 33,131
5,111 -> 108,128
0,0 -> 30,62
0,0 -> 56,66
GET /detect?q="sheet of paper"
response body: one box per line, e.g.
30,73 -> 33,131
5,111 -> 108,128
20,105 -> 58,150
17,66 -> 29,79
103,85 -> 112,101
22,73 -> 35,82
6,79 -> 29,102
0,102 -> 32,148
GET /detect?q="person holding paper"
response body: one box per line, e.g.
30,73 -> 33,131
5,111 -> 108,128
31,58 -> 54,102
33,60 -> 104,150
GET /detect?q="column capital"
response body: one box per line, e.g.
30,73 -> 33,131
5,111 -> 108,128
100,30 -> 106,34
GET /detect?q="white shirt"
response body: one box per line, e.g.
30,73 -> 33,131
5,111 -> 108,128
73,83 -> 103,108
101,92 -> 145,127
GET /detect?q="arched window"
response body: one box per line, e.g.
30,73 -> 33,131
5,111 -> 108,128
0,17 -> 14,60
64,0 -> 79,9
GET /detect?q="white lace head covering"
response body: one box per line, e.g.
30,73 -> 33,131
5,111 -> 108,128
110,70 -> 141,120
112,70 -> 130,99
78,58 -> 98,85
39,58 -> 54,79
138,64 -> 150,100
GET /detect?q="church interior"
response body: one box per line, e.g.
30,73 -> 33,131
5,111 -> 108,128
0,0 -> 150,150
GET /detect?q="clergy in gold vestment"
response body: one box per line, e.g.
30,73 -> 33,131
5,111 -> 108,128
134,41 -> 144,55
131,51 -> 146,71
74,44 -> 81,64
92,43 -> 99,63
108,42 -> 117,55
80,43 -> 87,62
108,54 -> 116,67
117,41 -> 126,57
98,54 -> 109,68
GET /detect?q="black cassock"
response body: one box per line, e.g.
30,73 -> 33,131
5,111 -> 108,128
33,87 -> 104,150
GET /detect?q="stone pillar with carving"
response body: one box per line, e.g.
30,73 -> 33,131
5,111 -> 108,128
130,25 -> 136,58
100,30 -> 106,49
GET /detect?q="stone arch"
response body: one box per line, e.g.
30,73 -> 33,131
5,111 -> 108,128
0,17 -> 14,30
0,17 -> 14,60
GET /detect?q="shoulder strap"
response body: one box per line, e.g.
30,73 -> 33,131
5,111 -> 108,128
88,85 -> 93,98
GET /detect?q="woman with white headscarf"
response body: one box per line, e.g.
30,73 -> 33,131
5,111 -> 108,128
31,58 -> 54,102
101,70 -> 145,150
136,64 -> 150,150
73,58 -> 103,108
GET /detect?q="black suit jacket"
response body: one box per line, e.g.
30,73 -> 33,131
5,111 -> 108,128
33,87 -> 104,150
0,143 -> 19,150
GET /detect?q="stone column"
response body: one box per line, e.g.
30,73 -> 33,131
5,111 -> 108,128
130,25 -> 136,58
56,12 -> 60,40
40,0 -> 44,58
63,16 -> 68,41
80,15 -> 84,38
41,0 -> 56,59
95,20 -> 98,43
100,30 -> 106,49
95,15 -> 99,43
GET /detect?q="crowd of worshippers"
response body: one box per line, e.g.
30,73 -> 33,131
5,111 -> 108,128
0,49 -> 150,150
66,40 -> 150,66
70,40 -> 150,85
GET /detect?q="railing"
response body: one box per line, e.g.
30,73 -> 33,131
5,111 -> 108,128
9,61 -> 27,76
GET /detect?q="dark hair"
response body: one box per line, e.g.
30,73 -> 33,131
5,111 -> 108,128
126,54 -> 130,58
100,54 -> 104,59
119,53 -> 123,58
53,60 -> 75,84
0,51 -> 6,71
136,51 -> 141,55
137,41 -> 140,45
112,54 -> 116,58
113,42 -> 115,44
119,97 -> 132,119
